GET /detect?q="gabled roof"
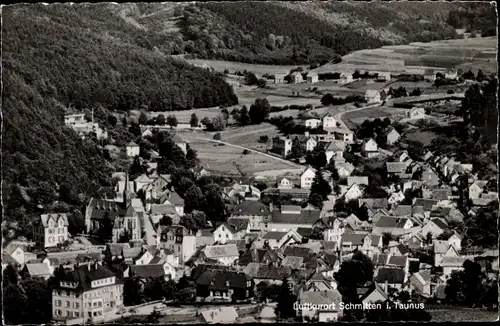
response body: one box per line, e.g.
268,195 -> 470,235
129,264 -> 165,278
255,264 -> 292,280
25,263 -> 51,276
231,200 -> 271,217
40,213 -> 69,227
299,290 -> 342,308
204,244 -> 239,258
441,256 -> 467,267
430,217 -> 448,230
359,282 -> 388,302
337,162 -> 355,174
126,141 -> 139,147
359,198 -> 388,209
271,209 -> 320,225
168,192 -> 184,206
413,198 -> 438,211
433,240 -> 452,254
296,227 -> 314,238
282,256 -> 304,269
375,216 -> 408,228
171,134 -> 186,144
386,162 -> 409,173
283,246 -> 313,258
56,264 -> 120,292
388,255 -> 407,267
365,90 -> 380,97
262,231 -> 288,241
2,253 -> 18,265
341,233 -> 368,246
347,176 -> 369,187
372,254 -> 389,266
375,267 -> 405,284
393,205 -> 412,217
226,217 -> 250,232
150,203 -> 177,216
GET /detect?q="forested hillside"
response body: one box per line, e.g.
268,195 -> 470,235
447,1 -> 497,37
1,4 -> 237,225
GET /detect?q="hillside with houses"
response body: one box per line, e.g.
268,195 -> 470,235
2,1 -> 498,325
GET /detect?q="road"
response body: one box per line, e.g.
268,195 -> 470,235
197,137 -> 305,169
142,213 -> 157,246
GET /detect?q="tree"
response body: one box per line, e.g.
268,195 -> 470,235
184,185 -> 206,213
124,277 -> 144,306
3,284 -> 28,324
203,184 -> 226,223
275,278 -> 297,320
19,277 -> 53,324
327,160 -> 340,181
289,141 -> 305,159
143,276 -> 168,301
238,106 -> 251,126
129,155 -> 146,180
335,251 -> 374,303
445,260 -> 484,307
180,210 -> 207,233
476,69 -> 486,82
313,151 -> 327,169
259,135 -> 269,143
309,169 -> 331,201
190,113 -> 199,127
213,133 -> 221,140
147,310 -> 161,323
139,112 -> 149,125
244,71 -> 258,85
249,98 -> 271,124
108,114 -> 118,127
257,78 -> 267,88
156,114 -> 166,125
221,108 -> 230,121
211,114 -> 227,131
3,264 -> 19,287
309,193 -> 324,209
167,115 -> 178,127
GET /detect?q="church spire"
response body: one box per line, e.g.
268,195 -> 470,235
123,171 -> 132,206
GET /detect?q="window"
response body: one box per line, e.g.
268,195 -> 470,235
66,311 -> 71,317
218,234 -> 221,238
222,226 -> 225,231
65,301 -> 70,308
74,312 -> 79,318
56,300 -> 61,306
56,310 -> 61,316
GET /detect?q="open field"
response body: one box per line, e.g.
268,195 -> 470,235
185,59 -> 306,76
218,123 -> 281,152
180,131 -> 302,178
313,37 -> 497,75
429,309 -> 498,322
343,106 -> 408,129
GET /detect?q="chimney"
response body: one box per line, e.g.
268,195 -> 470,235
269,203 -> 273,212
384,280 -> 389,295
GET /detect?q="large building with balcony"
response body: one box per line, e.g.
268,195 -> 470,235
52,263 -> 123,323
34,213 -> 69,248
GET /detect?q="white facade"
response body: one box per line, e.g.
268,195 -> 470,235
345,184 -> 363,201
323,219 -> 345,243
322,114 -> 337,130
213,224 -> 237,244
301,167 -> 316,189
305,119 -> 322,129
126,144 -> 140,157
278,178 -> 293,189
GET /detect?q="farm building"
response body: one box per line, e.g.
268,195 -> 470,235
274,73 -> 287,84
376,72 -> 392,82
364,90 -> 381,104
338,72 -> 353,85
423,69 -> 438,82
272,136 -> 293,157
407,107 -> 426,120
290,72 -> 304,84
306,72 -> 319,84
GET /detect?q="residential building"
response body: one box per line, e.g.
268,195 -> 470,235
274,73 -> 287,84
338,72 -> 353,85
304,118 -> 322,129
277,177 -> 293,189
347,176 -> 369,187
231,200 -> 272,234
33,213 -> 69,248
52,263 -> 123,322
224,183 -> 261,202
322,113 -> 338,130
334,129 -> 354,144
365,90 -> 381,104
420,218 -> 448,239
407,107 -> 426,120
64,114 -> 86,126
344,183 -> 364,201
293,132 -> 318,152
423,69 -> 437,82
361,138 -> 379,158
410,270 -> 432,296
268,206 -> 321,232
297,290 -> 343,322
123,264 -> 166,282
197,270 -> 253,302
157,225 -> 196,266
272,136 -> 293,157
372,216 -> 414,235
341,233 -> 372,256
376,72 -> 392,82
260,230 -> 302,249
203,244 -> 239,266
421,168 -> 440,187
375,267 -> 406,292
301,166 -> 316,189
469,180 -> 488,199
22,262 -> 52,280
385,128 -> 401,146
306,71 -> 319,84
213,218 -> 249,244
434,241 -> 460,267
323,218 -> 345,243
337,162 -> 355,178
126,141 -> 140,157
134,174 -> 155,193
290,72 -> 304,84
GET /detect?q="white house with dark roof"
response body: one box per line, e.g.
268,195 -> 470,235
306,71 -> 319,84
301,166 -> 316,189
344,183 -> 364,201
203,244 -> 239,266
213,218 -> 249,244
341,233 -> 372,256
261,230 -> 302,249
277,177 -> 293,189
290,71 -> 304,84
268,206 -> 321,232
323,142 -> 344,163
469,180 -> 488,199
231,200 -> 272,234
322,112 -> 338,130
361,138 -> 379,158
420,218 -> 448,239
34,213 -> 69,248
385,128 -> 401,146
337,162 -> 355,178
364,90 -> 381,104
407,107 -> 426,120
297,289 -> 343,322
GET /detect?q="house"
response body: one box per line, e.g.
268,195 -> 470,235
149,203 -> 180,225
261,230 -> 302,249
376,72 -> 392,82
338,72 -> 353,85
361,138 -> 379,158
306,71 -> 319,84
290,71 -> 304,84
385,128 -> 401,146
85,174 -> 141,241
386,162 -> 410,177
304,118 -> 322,129
388,191 -> 406,206
224,183 -> 261,202
407,107 -> 426,120
22,262 -> 52,280
301,166 -> 316,189
252,264 -> 292,285
293,132 -> 318,152
347,176 -> 369,187
33,213 -> 69,248
52,263 -> 123,322
421,218 -> 448,239
297,290 -> 343,322
272,136 -> 293,157
277,177 -> 293,189
203,244 -> 239,266
213,218 -> 249,244
343,213 -> 364,231
337,162 -> 355,178
3,243 -> 28,266
408,233 -> 426,249
344,183 -> 364,201
166,191 -> 185,216
171,134 -> 188,154
134,174 -> 155,192
433,241 -> 460,267
445,69 -> 458,80
421,168 -> 440,187
274,73 -> 287,84
126,141 -> 140,157
360,282 -> 388,304
340,233 -> 372,256
201,307 -> 239,323
322,112 -> 338,130
323,218 -> 345,243
268,206 -> 321,231
469,180 -> 488,199
64,113 -> 86,126
413,198 -> 439,212
364,90 -> 381,104
372,216 -> 413,235
410,270 -> 432,296
123,264 -> 166,282
442,256 -> 467,278
334,129 -> 354,144
440,231 -> 462,252
157,225 -> 196,266
375,267 -> 406,291
231,200 -> 272,234
423,69 -> 437,82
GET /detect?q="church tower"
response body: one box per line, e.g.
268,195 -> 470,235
123,172 -> 132,207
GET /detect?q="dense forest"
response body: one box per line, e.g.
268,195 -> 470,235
1,4 -> 237,226
447,2 -> 497,37
171,1 -> 463,65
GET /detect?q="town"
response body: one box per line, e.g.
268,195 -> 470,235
2,1 -> 498,325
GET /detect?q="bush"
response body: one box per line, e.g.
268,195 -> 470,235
447,89 -> 455,94
242,149 -> 251,155
259,135 -> 269,143
213,133 -> 221,140
224,69 -> 229,74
